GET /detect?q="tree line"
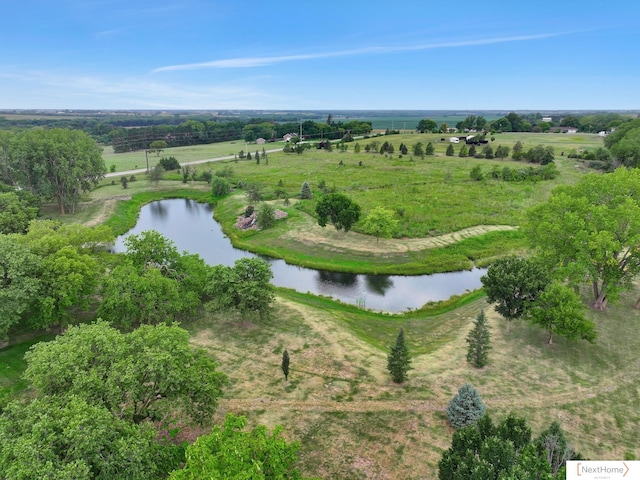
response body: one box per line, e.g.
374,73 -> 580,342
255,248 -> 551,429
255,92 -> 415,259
417,112 -> 632,134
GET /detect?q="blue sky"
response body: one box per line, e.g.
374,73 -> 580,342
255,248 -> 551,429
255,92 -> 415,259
1,0 -> 639,110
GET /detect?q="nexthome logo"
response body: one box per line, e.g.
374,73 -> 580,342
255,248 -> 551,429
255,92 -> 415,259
566,461 -> 636,479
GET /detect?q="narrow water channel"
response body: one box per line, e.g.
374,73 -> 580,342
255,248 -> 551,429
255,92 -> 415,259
113,199 -> 485,312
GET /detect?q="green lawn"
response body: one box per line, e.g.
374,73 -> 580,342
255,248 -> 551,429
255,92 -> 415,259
0,335 -> 54,395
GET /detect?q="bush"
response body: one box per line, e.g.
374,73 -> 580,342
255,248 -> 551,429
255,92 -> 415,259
211,176 -> 231,197
159,156 -> 180,171
244,205 -> 255,218
470,165 -> 484,181
200,170 -> 213,184
214,165 -> 233,178
129,175 -> 136,182
447,383 -> 486,429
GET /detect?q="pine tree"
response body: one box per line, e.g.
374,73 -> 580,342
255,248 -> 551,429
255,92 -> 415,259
300,181 -> 312,199
387,328 -> 412,383
425,142 -> 435,156
447,383 -> 486,429
466,310 -> 491,368
446,144 -> 455,156
281,349 -> 290,382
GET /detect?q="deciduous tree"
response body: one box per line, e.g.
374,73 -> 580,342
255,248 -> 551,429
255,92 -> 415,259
148,139 -> 168,156
205,257 -> 275,321
315,193 -> 361,232
481,257 -> 549,332
24,321 -> 227,426
0,191 -> 39,234
438,413 -> 574,480
0,235 -> 42,340
362,206 -> 397,243
10,129 -> 105,214
211,175 -> 230,197
524,168 -> 640,310
169,414 -> 304,480
526,283 -> 596,344
0,395 -> 171,480
148,164 -> 164,186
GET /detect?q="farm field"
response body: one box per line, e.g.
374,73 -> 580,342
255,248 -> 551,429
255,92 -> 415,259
102,140 -> 287,173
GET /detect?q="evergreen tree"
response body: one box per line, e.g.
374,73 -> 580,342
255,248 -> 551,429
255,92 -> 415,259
281,349 -> 290,382
466,310 -> 491,368
469,145 -> 477,157
387,328 -> 412,383
447,383 -> 486,429
446,144 -> 455,156
300,181 -> 312,199
255,151 -> 260,164
458,145 -> 469,157
425,142 -> 435,155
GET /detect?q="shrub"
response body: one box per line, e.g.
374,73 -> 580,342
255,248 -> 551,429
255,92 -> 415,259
159,156 -> 180,171
214,165 -> 234,178
200,170 -> 213,184
244,205 -> 255,218
470,165 -> 484,181
211,176 -> 231,197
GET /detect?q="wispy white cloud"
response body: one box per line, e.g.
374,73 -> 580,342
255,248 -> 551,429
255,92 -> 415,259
0,69 -> 277,109
153,33 -> 565,72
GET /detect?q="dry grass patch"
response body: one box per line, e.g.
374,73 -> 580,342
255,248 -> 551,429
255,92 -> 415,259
185,288 -> 640,478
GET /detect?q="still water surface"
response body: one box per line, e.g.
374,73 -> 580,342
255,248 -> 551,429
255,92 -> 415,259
113,199 -> 485,312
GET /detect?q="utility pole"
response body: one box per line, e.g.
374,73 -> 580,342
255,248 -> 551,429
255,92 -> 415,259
144,134 -> 149,172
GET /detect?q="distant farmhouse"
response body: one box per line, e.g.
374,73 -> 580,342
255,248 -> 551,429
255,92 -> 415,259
550,126 -> 578,134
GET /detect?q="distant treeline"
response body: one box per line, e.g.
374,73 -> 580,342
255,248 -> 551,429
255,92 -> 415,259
0,113 -> 373,152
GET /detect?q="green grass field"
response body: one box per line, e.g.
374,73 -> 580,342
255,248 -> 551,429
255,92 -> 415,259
102,140 -> 287,173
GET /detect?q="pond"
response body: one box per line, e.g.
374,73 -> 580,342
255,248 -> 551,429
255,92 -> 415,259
113,199 -> 486,313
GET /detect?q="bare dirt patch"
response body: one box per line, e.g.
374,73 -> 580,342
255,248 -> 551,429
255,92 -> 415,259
82,195 -> 131,227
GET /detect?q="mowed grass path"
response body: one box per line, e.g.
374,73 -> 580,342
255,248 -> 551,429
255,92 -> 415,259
189,287 -> 640,479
